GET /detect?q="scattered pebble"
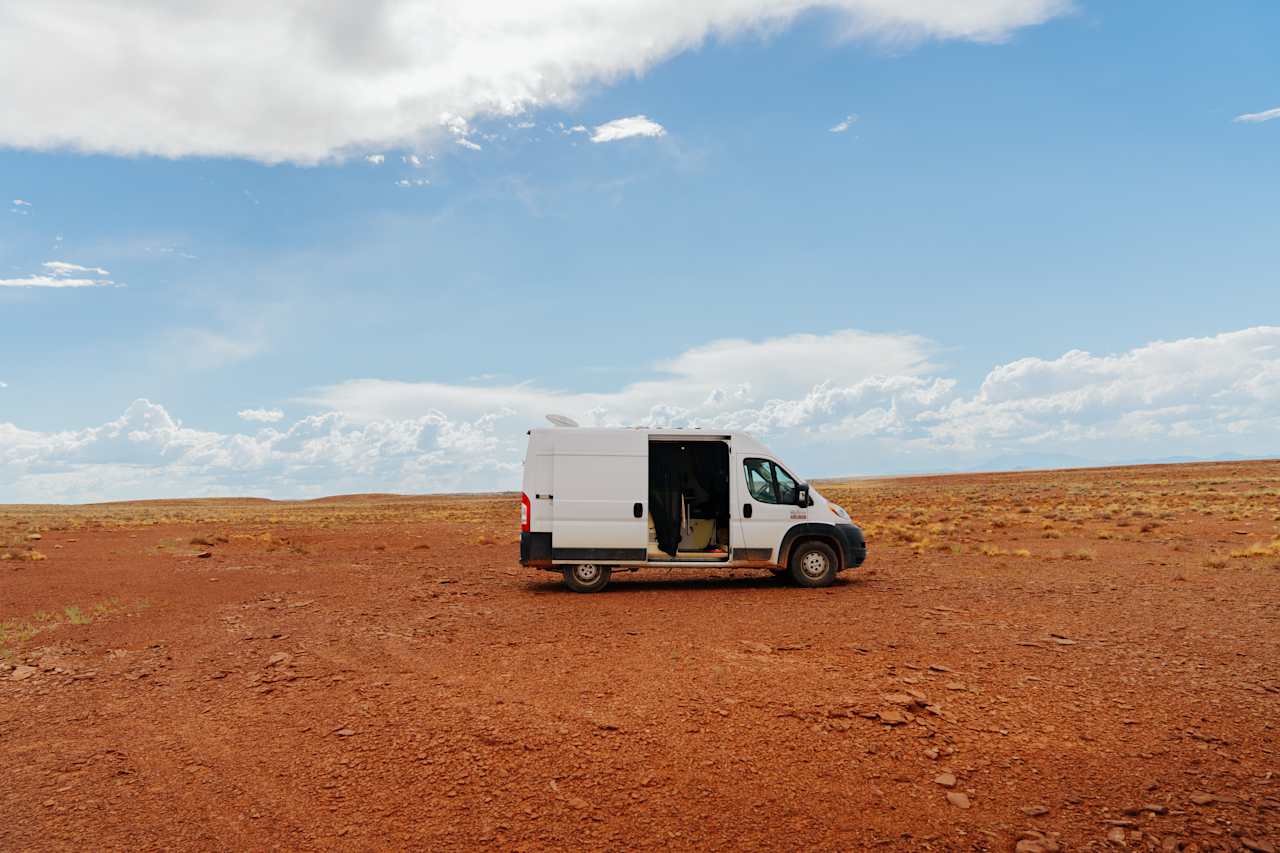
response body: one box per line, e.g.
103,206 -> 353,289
878,709 -> 907,726
945,791 -> 970,809
933,772 -> 957,788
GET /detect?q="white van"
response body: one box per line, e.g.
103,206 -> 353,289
519,423 -> 866,592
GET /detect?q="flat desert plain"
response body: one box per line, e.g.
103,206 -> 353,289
2,461 -> 1279,852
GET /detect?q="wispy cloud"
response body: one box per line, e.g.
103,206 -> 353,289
365,153 -> 385,165
238,408 -> 285,423
443,115 -> 483,151
1234,107 -> 1280,124
43,261 -> 109,276
590,115 -> 666,143
829,114 -> 859,133
0,260 -> 115,288
396,178 -> 430,188
10,198 -> 31,215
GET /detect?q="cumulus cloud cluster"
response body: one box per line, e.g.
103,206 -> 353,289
0,1 -> 1069,163
2,326 -> 1277,502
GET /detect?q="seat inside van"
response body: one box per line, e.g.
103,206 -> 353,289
648,441 -> 730,560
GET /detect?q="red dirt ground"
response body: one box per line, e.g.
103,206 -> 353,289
2,461 -> 1278,851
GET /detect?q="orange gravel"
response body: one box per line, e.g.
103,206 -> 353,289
2,461 -> 1278,851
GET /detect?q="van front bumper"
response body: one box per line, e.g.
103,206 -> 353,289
835,523 -> 867,570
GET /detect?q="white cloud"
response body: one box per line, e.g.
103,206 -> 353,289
917,327 -> 1280,453
238,408 -> 285,423
13,199 -> 30,206
443,114 -> 483,151
402,154 -> 423,167
0,259 -> 115,288
1234,107 -> 1280,124
365,153 -> 386,165
396,178 -> 430,188
591,115 -> 666,143
0,1 -> 1068,164
43,260 -> 109,277
0,399 -> 520,502
0,276 -> 108,289
829,114 -> 858,132
8,325 -> 1275,501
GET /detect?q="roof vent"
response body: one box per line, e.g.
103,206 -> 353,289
546,414 -> 579,428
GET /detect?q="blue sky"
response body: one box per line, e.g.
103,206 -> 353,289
2,1 -> 1278,501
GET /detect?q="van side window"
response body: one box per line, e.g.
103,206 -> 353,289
744,458 -> 777,503
773,464 -> 798,505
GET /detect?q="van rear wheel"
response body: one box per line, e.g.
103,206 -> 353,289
789,541 -> 838,588
563,563 -> 611,593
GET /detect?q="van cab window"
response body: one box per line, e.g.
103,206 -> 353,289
743,458 -> 799,504
773,465 -> 798,504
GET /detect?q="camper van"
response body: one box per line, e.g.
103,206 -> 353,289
519,422 -> 866,592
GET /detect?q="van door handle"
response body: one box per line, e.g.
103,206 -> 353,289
633,502 -> 643,518
743,503 -> 752,519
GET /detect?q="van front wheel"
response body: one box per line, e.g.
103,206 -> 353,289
789,541 -> 838,588
563,563 -> 611,593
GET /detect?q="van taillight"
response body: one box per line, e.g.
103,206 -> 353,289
520,492 -> 531,533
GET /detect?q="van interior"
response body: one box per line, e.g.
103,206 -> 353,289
648,440 -> 730,561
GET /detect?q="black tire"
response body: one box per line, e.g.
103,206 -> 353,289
788,541 -> 838,588
562,563 -> 611,593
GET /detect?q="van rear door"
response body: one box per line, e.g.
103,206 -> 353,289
551,430 -> 648,560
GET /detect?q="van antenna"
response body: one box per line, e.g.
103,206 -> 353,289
546,414 -> 579,428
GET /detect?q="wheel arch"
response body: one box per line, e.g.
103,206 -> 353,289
778,523 -> 844,571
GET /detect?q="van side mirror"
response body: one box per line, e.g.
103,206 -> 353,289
796,484 -> 810,507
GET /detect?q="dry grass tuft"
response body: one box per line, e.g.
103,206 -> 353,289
1229,539 -> 1280,559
